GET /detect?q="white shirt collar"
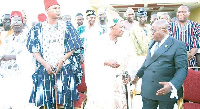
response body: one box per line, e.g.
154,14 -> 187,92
150,34 -> 169,56
158,34 -> 169,47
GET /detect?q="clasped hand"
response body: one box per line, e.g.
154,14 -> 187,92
123,75 -> 131,85
44,59 -> 64,75
105,60 -> 120,68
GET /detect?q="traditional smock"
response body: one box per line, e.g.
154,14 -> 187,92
129,24 -> 152,56
169,20 -> 200,67
27,21 -> 82,108
0,31 -> 35,109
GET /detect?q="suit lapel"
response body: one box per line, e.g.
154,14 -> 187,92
145,41 -> 155,66
146,37 -> 174,67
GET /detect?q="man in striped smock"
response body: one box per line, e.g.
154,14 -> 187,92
26,0 -> 83,108
169,5 -> 200,67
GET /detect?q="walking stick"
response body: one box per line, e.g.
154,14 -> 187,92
123,71 -> 129,109
53,68 -> 58,109
125,84 -> 129,109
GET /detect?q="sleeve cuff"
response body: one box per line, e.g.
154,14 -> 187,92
169,82 -> 178,99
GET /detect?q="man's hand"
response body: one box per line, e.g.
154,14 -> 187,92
187,48 -> 198,60
156,82 -> 172,95
1,55 -> 16,61
130,76 -> 139,85
55,59 -> 64,74
80,54 -> 84,64
104,60 -> 120,68
187,51 -> 193,60
44,63 -> 54,75
123,75 -> 131,85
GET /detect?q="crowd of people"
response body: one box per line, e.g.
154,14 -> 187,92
0,0 -> 200,108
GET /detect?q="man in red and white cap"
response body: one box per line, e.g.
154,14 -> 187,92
27,0 -> 83,109
0,11 -> 35,109
38,13 -> 47,22
10,11 -> 23,35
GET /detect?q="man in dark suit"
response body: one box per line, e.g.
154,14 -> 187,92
131,19 -> 188,109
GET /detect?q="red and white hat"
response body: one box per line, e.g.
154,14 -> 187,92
44,0 -> 59,10
10,11 -> 23,19
38,13 -> 47,22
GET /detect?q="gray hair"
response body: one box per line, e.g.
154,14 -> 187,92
153,19 -> 169,29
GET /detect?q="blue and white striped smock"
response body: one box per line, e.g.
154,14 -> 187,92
26,21 -> 82,109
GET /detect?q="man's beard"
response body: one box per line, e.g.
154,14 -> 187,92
128,18 -> 133,23
99,18 -> 105,23
78,22 -> 83,26
13,27 -> 22,33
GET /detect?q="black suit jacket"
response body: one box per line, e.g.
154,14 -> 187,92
136,36 -> 188,101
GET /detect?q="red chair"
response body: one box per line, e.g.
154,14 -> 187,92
77,64 -> 87,92
75,64 -> 87,109
180,68 -> 200,109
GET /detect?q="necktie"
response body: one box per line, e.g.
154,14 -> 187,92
154,42 -> 160,53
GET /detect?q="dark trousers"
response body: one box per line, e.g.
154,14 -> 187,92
142,97 -> 177,109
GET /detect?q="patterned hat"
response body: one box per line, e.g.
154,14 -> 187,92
10,11 -> 22,19
76,13 -> 83,17
38,13 -> 47,22
44,0 -> 59,9
86,10 -> 96,16
137,8 -> 147,17
106,8 -> 123,27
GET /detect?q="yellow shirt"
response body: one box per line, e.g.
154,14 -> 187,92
0,29 -> 13,46
129,24 -> 152,56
